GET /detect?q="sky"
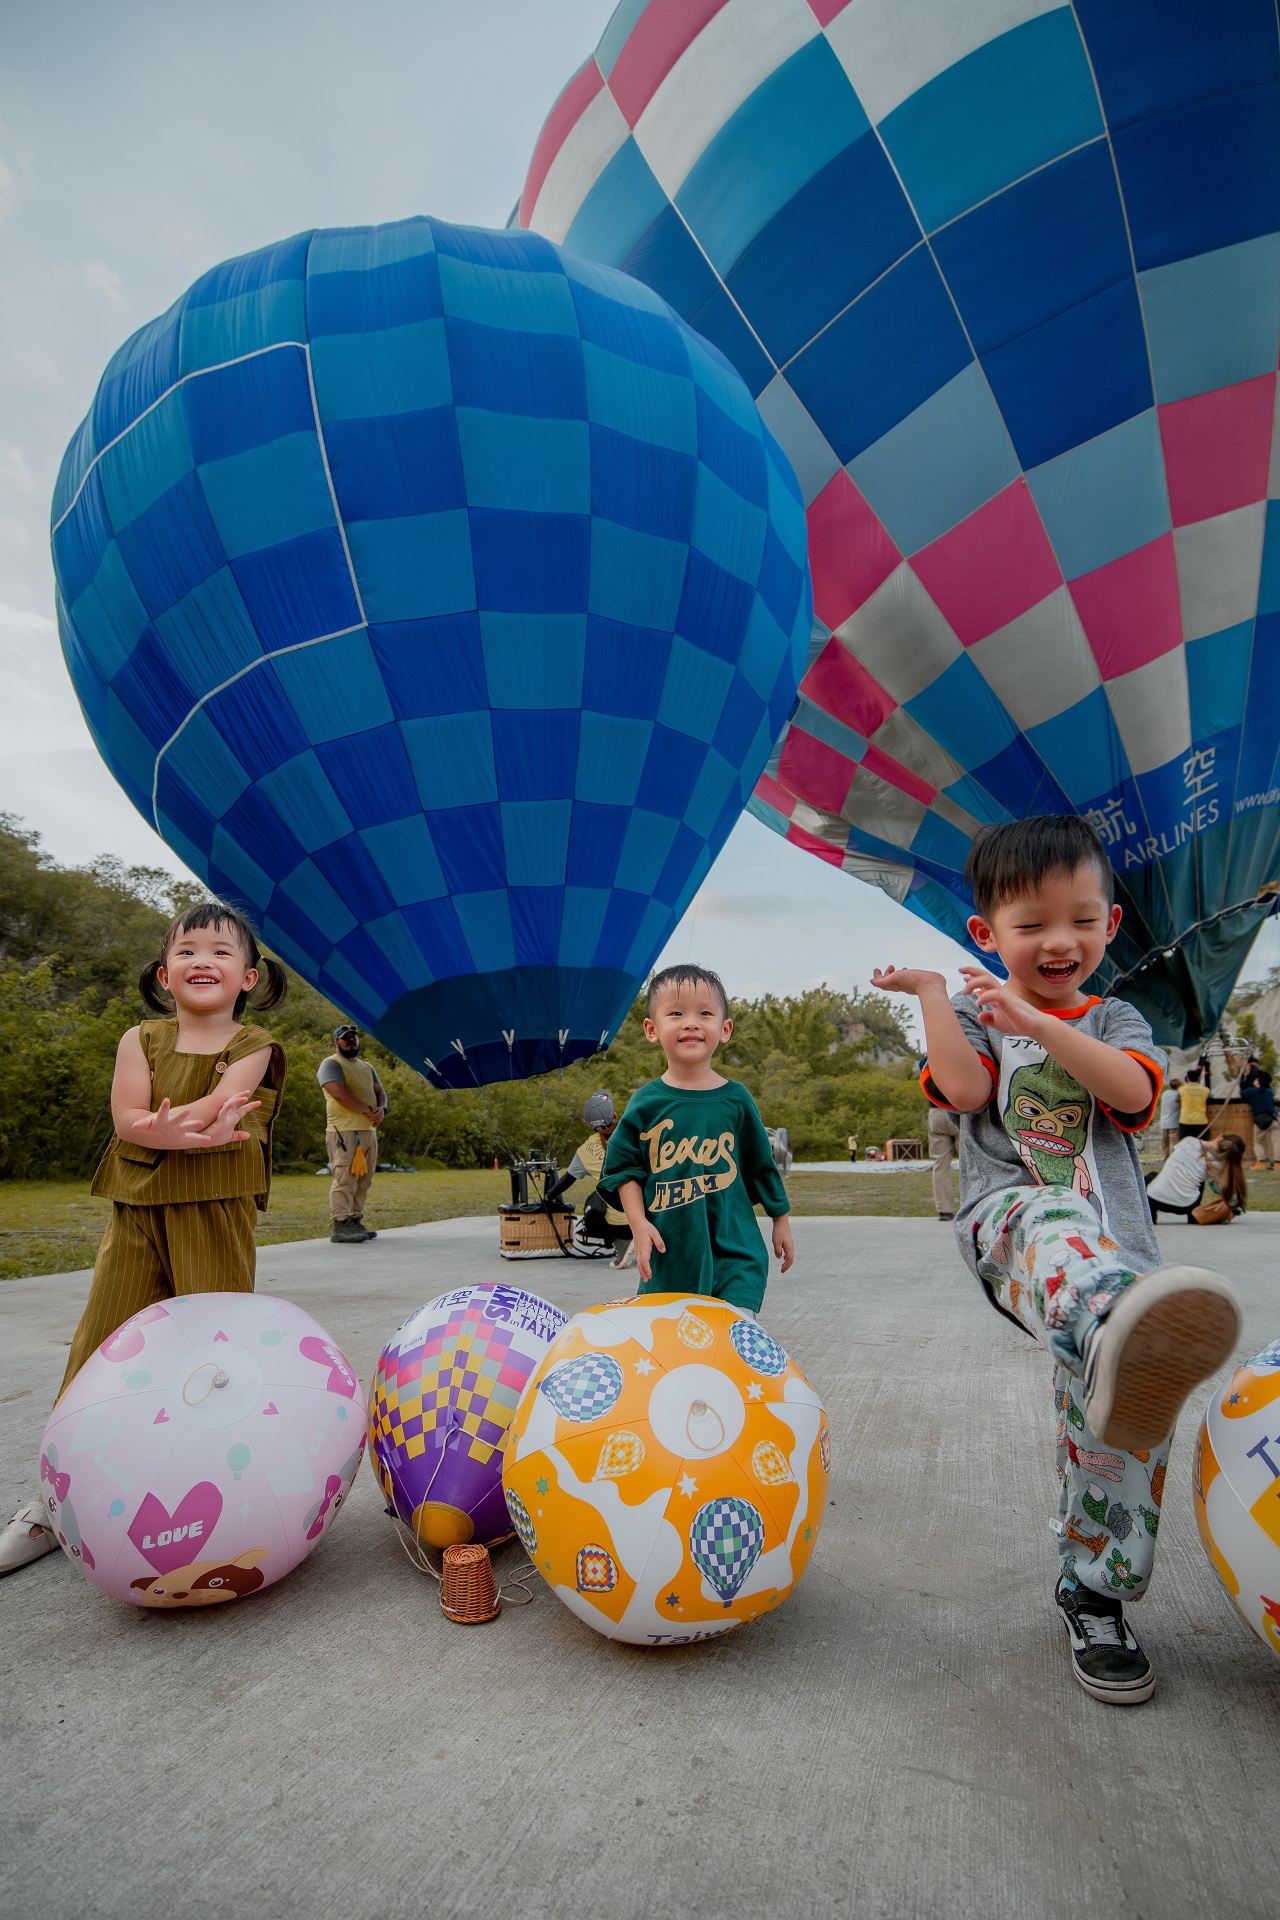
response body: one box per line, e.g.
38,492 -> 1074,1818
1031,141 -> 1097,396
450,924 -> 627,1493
2,0 -> 1277,1040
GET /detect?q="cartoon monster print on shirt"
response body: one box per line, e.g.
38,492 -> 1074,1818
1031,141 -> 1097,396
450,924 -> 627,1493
1005,1054 -> 1093,1200
996,1033 -> 1110,1234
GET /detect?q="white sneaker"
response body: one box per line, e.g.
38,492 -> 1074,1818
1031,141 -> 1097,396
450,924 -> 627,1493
1082,1264 -> 1242,1450
0,1498 -> 58,1576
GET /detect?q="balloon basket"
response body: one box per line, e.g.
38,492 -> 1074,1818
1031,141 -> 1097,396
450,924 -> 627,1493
440,1544 -> 500,1624
499,1206 -> 575,1258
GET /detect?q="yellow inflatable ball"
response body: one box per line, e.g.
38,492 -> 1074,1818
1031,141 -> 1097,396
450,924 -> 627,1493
1193,1335 -> 1280,1660
503,1293 -> 830,1645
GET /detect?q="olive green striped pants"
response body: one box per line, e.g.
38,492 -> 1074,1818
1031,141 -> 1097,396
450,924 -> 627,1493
60,1198 -> 258,1399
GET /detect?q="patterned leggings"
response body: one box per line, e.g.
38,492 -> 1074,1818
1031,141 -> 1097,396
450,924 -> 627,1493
971,1184 -> 1168,1601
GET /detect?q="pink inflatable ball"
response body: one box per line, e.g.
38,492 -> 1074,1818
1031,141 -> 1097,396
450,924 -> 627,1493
39,1293 -> 365,1608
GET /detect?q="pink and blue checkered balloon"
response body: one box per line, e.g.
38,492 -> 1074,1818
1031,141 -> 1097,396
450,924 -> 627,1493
50,218 -> 811,1085
521,0 -> 1280,1043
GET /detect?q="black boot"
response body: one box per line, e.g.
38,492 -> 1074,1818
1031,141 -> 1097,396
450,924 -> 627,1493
330,1218 -> 369,1244
352,1216 -> 377,1240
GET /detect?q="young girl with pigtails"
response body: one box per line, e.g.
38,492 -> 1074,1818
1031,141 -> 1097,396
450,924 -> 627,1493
0,903 -> 289,1576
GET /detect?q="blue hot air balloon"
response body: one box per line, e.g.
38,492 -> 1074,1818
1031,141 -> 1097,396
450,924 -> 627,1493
50,218 -> 811,1084
521,0 -> 1280,1043
689,1495 -> 765,1605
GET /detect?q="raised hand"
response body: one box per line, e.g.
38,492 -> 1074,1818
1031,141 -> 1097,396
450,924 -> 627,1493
957,965 -> 1003,997
972,980 -> 1044,1035
871,965 -> 948,998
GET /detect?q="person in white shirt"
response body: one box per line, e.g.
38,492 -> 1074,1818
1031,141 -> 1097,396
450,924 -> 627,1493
1158,1077 -> 1182,1158
1146,1133 -> 1246,1223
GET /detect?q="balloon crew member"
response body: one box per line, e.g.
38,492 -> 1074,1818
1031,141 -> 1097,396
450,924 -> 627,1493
1238,1057 -> 1279,1169
1146,1133 -> 1248,1223
318,1026 -> 386,1245
0,903 -> 287,1578
874,815 -> 1241,1708
1178,1066 -> 1210,1138
546,1090 -> 634,1269
599,966 -> 794,1312
1158,1076 -> 1182,1158
920,1065 -> 959,1221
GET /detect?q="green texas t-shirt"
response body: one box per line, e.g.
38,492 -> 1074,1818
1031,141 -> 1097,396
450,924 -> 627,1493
599,1078 -> 790,1311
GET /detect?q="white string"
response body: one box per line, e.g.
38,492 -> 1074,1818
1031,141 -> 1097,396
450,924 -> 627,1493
389,1520 -> 537,1608
385,1426 -> 537,1609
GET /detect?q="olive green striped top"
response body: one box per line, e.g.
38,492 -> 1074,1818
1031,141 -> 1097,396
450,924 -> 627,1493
91,1020 -> 287,1209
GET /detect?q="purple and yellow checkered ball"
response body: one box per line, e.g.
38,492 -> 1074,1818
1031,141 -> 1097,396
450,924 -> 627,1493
369,1282 -> 568,1549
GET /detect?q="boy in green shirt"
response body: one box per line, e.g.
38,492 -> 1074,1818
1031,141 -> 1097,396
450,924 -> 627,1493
599,966 -> 794,1311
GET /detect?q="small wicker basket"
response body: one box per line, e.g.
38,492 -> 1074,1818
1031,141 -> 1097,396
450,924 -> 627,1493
498,1207 -> 574,1256
440,1543 -> 500,1623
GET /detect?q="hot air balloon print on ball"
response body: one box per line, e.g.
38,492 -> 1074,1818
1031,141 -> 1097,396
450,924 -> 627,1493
50,217 -> 811,1085
521,0 -> 1280,1043
503,1293 -> 830,1644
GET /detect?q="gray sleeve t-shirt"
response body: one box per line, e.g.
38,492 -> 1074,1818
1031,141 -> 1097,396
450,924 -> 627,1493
923,993 -> 1166,1280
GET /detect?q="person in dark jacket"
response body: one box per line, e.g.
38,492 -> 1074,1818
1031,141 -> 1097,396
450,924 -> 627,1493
1239,1058 -> 1279,1169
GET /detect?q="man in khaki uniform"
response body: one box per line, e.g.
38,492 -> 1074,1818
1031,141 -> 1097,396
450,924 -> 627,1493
927,1104 -> 959,1220
317,1025 -> 386,1244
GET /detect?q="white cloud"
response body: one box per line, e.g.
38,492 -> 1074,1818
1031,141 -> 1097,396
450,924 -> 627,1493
696,888 -> 811,923
0,747 -> 178,872
0,153 -> 15,225
0,442 -> 33,493
77,260 -> 126,303
0,599 -> 54,635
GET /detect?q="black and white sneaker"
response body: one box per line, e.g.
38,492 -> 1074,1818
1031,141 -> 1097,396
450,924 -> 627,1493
1055,1578 -> 1155,1705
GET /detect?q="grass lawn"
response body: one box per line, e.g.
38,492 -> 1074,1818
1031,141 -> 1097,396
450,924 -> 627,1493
4,1164 -> 1280,1281
787,1171 -> 940,1217
0,1170 -> 510,1281
785,1166 -> 1280,1219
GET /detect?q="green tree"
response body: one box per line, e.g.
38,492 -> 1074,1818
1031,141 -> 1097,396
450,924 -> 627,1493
0,816 -> 184,1007
1233,1011 -> 1278,1077
0,963 -> 131,1177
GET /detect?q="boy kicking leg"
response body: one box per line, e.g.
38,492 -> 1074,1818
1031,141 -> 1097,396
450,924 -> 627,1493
875,815 -> 1241,1704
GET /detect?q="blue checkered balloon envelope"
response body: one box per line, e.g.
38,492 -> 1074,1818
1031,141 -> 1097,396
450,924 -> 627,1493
50,217 -> 811,1086
689,1495 -> 766,1605
730,1320 -> 788,1377
539,1352 -> 624,1422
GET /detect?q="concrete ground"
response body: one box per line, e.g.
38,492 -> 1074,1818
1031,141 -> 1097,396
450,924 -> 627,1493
3,1213 -> 1279,1920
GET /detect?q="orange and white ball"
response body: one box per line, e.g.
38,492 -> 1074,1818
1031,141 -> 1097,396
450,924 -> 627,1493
1193,1336 -> 1280,1660
502,1293 -> 830,1645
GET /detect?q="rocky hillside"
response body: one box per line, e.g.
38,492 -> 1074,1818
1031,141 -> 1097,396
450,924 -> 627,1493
1236,984 -> 1280,1053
